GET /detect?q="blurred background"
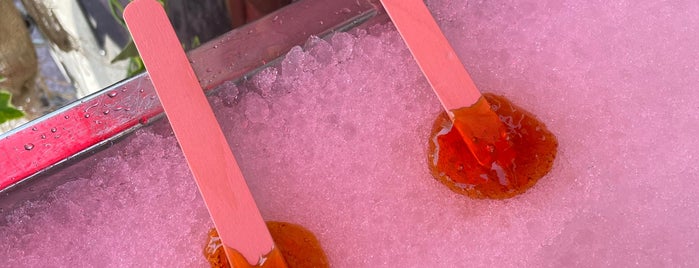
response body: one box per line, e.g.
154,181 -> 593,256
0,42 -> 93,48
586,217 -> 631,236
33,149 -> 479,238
0,0 -> 291,133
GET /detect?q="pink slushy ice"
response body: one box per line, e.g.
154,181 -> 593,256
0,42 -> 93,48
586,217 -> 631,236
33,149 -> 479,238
2,0 -> 699,267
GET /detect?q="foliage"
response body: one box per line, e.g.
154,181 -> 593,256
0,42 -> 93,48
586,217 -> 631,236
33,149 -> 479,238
0,76 -> 25,124
108,0 -> 164,77
109,0 -> 199,78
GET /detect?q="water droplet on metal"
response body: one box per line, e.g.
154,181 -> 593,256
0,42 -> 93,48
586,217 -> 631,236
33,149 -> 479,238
51,127 -> 57,133
41,134 -> 46,139
84,114 -> 90,118
103,110 -> 110,115
213,45 -> 218,49
107,91 -> 118,98
31,127 -> 37,131
139,88 -> 144,93
24,143 -> 34,150
64,115 -> 70,119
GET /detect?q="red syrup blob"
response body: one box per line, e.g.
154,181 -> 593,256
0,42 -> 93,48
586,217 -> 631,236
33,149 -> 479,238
428,93 -> 558,199
204,221 -> 328,268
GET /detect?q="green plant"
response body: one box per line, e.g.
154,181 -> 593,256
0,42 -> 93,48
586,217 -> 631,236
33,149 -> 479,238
109,0 -> 200,78
109,0 -> 164,77
0,76 -> 25,124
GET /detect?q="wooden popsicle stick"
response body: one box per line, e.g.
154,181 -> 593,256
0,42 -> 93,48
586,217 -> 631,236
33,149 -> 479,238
379,0 -> 480,111
122,0 -> 282,266
380,0 -> 507,167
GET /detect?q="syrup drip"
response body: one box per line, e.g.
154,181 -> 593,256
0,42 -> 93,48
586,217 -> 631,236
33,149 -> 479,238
205,221 -> 329,268
428,93 -> 558,199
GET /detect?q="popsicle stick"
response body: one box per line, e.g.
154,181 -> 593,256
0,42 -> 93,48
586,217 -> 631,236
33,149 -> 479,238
122,0 -> 278,265
379,0 -> 481,111
381,0 -> 508,167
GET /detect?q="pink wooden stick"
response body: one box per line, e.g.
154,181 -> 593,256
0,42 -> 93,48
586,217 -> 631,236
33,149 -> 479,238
123,0 -> 273,264
381,0 -> 510,167
380,0 -> 481,110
